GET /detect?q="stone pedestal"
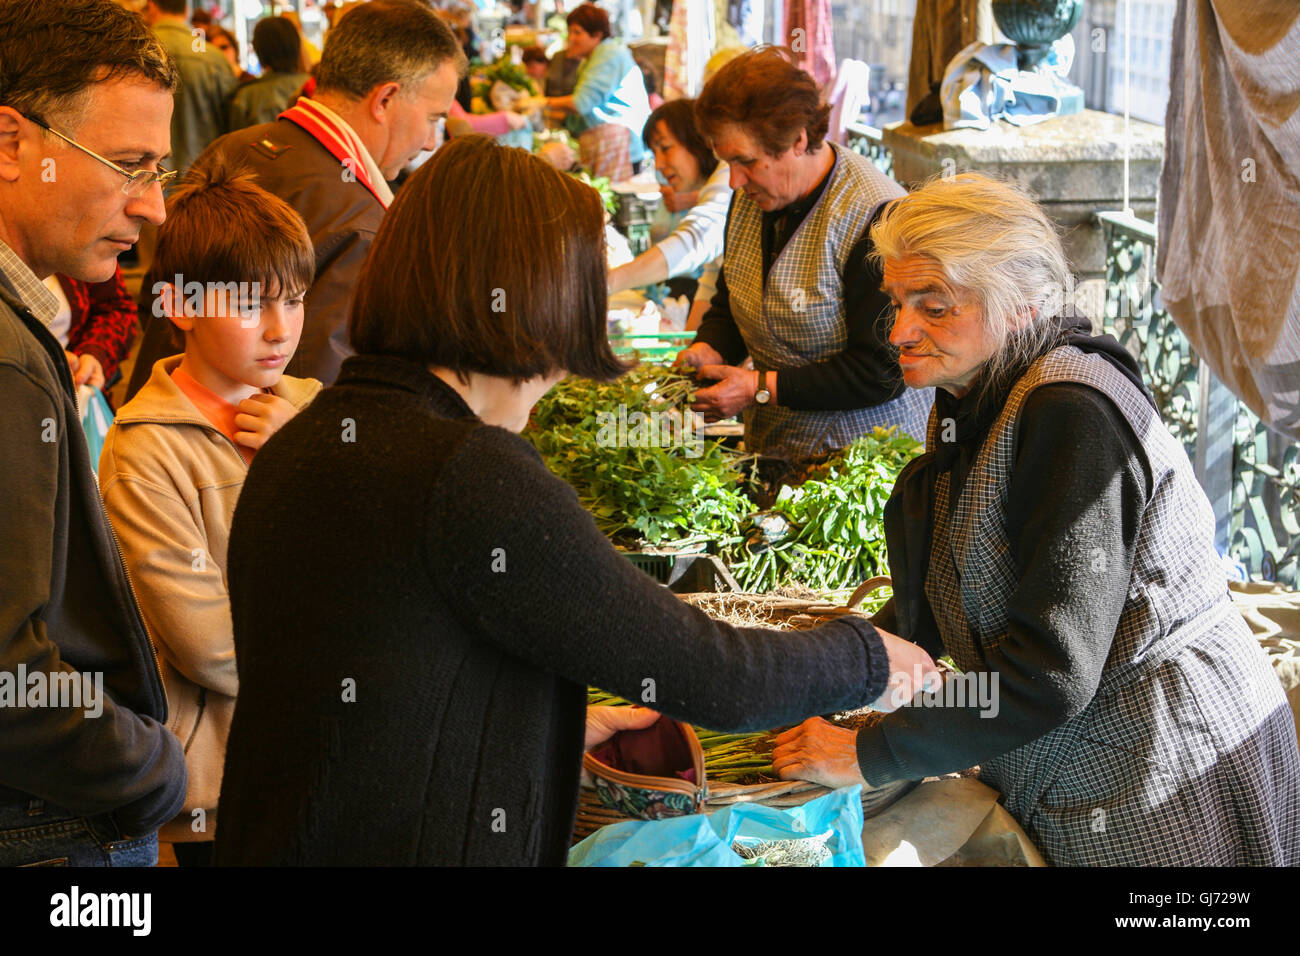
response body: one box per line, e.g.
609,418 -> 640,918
882,109 -> 1164,282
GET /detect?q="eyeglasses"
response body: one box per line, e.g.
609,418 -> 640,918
22,113 -> 177,197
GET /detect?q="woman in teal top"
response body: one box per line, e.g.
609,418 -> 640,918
545,3 -> 651,180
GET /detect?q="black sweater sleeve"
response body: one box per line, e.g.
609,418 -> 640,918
855,383 -> 1150,783
424,426 -> 891,732
775,230 -> 908,411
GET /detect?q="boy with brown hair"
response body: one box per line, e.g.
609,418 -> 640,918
98,159 -> 320,864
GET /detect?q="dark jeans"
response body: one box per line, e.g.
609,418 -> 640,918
0,798 -> 158,867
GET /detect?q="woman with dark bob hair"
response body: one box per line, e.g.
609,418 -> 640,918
212,135 -> 938,866
607,99 -> 733,331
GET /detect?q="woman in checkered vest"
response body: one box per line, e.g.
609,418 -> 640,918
772,173 -> 1300,866
676,48 -> 933,464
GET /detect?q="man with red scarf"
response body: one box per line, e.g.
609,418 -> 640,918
129,1 -> 465,393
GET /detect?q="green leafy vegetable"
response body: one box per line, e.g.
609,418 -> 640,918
474,60 -> 538,100
728,429 -> 922,593
524,365 -> 922,596
526,366 -> 753,546
569,169 -> 618,216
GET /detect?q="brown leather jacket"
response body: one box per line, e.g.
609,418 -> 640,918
128,117 -> 385,398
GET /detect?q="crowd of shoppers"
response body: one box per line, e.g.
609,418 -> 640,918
1,0 -> 1294,871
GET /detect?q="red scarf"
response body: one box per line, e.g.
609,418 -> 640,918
278,97 -> 390,209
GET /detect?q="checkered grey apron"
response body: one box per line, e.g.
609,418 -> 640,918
924,346 -> 1300,865
725,144 -> 932,460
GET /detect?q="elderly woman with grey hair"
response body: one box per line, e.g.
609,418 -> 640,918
772,173 -> 1300,866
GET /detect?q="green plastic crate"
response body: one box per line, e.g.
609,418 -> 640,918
621,552 -> 738,593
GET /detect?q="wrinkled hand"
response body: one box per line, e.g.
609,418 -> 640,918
505,110 -> 530,131
233,393 -> 298,451
584,705 -> 661,750
691,364 -> 756,422
873,628 -> 942,712
659,186 -> 699,213
65,351 -> 105,390
672,341 -> 723,373
772,717 -> 868,790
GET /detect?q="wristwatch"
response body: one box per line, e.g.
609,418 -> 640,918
755,370 -> 772,405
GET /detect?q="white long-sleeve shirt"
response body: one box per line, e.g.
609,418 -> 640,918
651,162 -> 733,281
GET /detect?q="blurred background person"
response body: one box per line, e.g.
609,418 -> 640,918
606,100 -> 731,331
228,16 -> 312,130
279,8 -> 322,68
638,57 -> 664,110
206,25 -> 255,84
42,265 -> 139,398
144,0 -> 237,175
523,41 -> 581,99
544,3 -> 650,181
189,6 -> 212,35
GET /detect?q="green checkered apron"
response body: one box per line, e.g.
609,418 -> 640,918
925,346 -> 1300,865
725,144 -> 931,461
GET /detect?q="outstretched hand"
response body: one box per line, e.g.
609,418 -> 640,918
771,717 -> 868,790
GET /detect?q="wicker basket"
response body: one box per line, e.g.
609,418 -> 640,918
572,776 -> 918,843
573,582 -> 919,845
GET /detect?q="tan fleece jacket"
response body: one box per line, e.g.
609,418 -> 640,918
99,356 -> 320,842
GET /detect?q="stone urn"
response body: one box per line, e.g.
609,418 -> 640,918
992,0 -> 1084,69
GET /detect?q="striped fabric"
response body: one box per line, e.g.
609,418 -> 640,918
725,143 -> 931,460
578,123 -> 632,183
783,0 -> 836,90
279,98 -> 393,208
663,0 -> 714,99
924,345 -> 1300,865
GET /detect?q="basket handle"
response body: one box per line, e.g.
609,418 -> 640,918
846,575 -> 892,611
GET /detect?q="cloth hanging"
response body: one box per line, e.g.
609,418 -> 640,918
905,0 -> 995,123
1157,0 -> 1300,439
939,36 -> 1076,131
782,0 -> 835,91
736,0 -> 763,47
827,58 -> 872,143
664,0 -> 716,99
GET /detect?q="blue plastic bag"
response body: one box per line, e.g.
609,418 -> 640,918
568,786 -> 865,867
78,384 -> 114,467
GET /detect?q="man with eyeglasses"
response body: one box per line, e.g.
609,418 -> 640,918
0,0 -> 188,866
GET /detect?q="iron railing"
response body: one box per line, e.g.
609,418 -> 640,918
1097,211 -> 1298,586
844,122 -> 894,177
